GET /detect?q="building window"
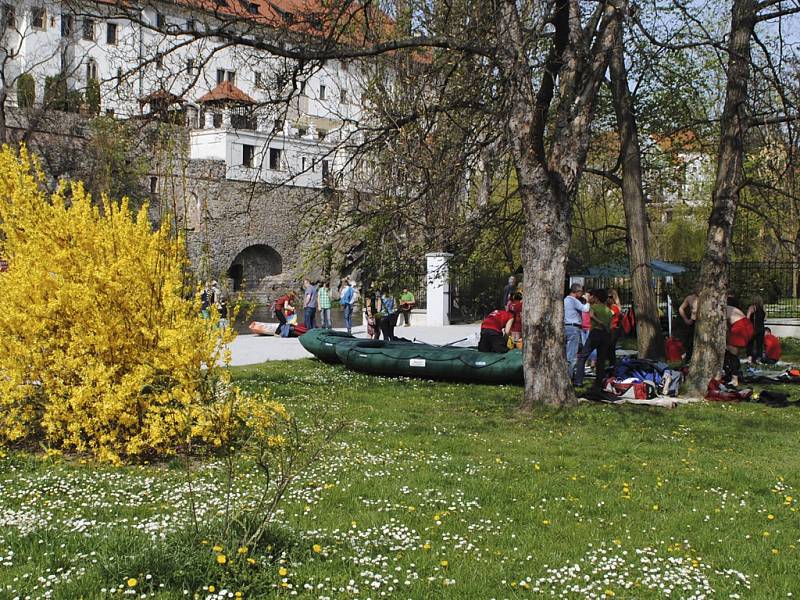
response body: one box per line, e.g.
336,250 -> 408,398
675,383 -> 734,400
247,2 -> 259,14
86,59 -> 98,82
186,18 -> 196,32
242,144 -> 255,168
61,13 -> 73,37
186,59 -> 195,76
319,84 -> 326,100
254,71 -> 263,88
273,118 -> 283,132
317,130 -> 326,141
216,69 -> 235,85
212,112 -> 222,128
322,160 -> 330,179
156,54 -> 163,69
268,148 -> 281,170
32,7 -> 46,30
301,156 -> 306,171
2,4 -> 15,29
105,108 -> 115,116
106,22 -> 117,45
82,19 -> 94,41
149,177 -> 158,194
340,88 -> 347,103
156,12 -> 165,28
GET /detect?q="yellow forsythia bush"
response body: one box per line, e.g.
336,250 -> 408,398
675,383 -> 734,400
0,146 -> 236,463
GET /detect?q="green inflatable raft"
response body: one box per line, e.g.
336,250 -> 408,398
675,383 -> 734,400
298,329 -> 362,364
335,339 -> 523,385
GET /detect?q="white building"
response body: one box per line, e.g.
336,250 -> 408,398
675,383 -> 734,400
1,0 -> 371,188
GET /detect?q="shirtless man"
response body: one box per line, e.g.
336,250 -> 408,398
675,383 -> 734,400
678,292 -> 699,361
725,304 -> 754,387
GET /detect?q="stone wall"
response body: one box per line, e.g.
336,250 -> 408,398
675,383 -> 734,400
168,159 -> 331,304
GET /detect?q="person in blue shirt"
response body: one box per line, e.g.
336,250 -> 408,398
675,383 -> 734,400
379,289 -> 398,340
303,279 -> 318,329
339,278 -> 356,334
564,283 -> 590,378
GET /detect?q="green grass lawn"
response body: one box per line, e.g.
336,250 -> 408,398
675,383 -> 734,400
2,360 -> 800,599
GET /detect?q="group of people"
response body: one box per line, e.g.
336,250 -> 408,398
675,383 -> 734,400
200,279 -> 229,327
477,276 -> 525,353
564,284 -> 623,387
679,292 -> 782,386
270,279 -> 416,338
364,287 -> 416,341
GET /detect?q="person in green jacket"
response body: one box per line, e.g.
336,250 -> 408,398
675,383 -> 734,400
399,287 -> 416,326
573,288 -> 613,388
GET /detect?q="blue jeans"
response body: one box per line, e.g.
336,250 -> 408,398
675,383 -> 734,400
304,307 -> 316,329
320,308 -> 331,328
343,304 -> 353,332
565,325 -> 582,377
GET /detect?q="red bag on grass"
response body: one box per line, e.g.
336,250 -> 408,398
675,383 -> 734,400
665,337 -> 684,362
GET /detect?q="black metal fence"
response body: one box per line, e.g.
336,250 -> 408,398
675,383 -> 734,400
578,261 -> 800,320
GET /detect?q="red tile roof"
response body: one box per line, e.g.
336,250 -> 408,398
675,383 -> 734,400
197,80 -> 256,104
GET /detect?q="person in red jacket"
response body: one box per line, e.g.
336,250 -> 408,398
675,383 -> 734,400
763,327 -> 782,364
479,308 -> 515,353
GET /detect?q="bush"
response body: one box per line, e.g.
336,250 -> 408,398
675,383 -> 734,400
86,78 -> 101,115
0,146 -> 237,463
17,73 -> 35,108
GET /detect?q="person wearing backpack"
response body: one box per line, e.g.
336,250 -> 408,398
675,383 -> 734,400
573,288 -> 612,388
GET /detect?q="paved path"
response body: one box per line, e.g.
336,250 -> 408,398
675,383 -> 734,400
228,323 -> 482,366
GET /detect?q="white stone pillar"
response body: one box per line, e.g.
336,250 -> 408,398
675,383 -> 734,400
222,108 -> 232,129
426,252 -> 453,326
204,111 -> 215,129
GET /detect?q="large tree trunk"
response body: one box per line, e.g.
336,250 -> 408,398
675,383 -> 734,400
519,168 -> 576,410
685,0 -> 756,394
608,2 -> 664,360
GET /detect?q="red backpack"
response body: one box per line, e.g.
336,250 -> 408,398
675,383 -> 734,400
621,307 -> 636,335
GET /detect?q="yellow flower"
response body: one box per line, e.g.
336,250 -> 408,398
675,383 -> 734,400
423,543 -> 431,551
209,585 -> 216,593
440,560 -> 449,568
216,554 -> 227,565
542,520 -> 551,526
212,545 -> 223,552
312,544 -> 322,553
763,531 -> 771,537
127,578 -> 137,588
278,567 -> 288,577
604,590 -> 616,597
652,504 -> 659,511
238,546 -> 248,554
247,558 -> 256,565
235,593 -> 243,599
767,514 -> 775,520
772,548 -> 780,555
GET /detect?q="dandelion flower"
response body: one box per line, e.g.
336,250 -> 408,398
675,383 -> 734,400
312,544 -> 322,553
247,558 -> 257,565
768,514 -> 775,520
238,546 -> 248,555
208,585 -> 215,593
278,567 -> 288,577
440,560 -> 449,568
212,545 -> 223,552
216,554 -> 227,565
772,548 -> 780,555
127,578 -> 137,588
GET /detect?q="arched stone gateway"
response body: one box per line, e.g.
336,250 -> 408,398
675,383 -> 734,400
227,244 -> 283,292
